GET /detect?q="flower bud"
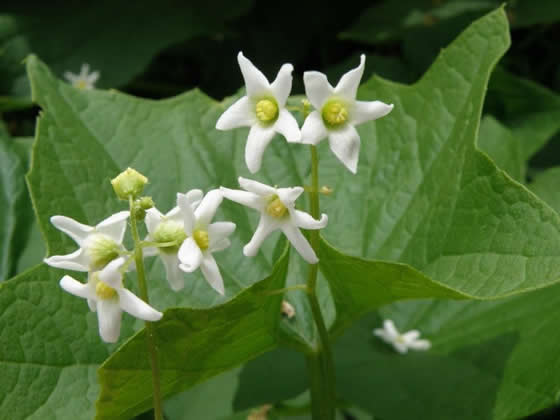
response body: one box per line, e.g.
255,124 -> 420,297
111,168 -> 148,200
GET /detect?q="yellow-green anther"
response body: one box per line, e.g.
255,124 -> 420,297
111,167 -> 148,200
322,99 -> 349,128
255,99 -> 278,123
266,196 -> 288,219
95,280 -> 117,300
87,234 -> 121,270
153,221 -> 187,253
193,230 -> 209,250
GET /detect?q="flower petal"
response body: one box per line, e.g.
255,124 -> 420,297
238,51 -> 271,98
88,70 -> 100,84
327,124 -> 361,174
59,275 -> 94,300
160,252 -> 185,291
291,209 -> 328,230
118,288 -> 163,321
281,223 -> 318,264
178,237 -> 203,272
383,320 -> 399,339
177,192 -> 196,235
270,63 -> 294,106
245,124 -> 276,174
95,211 -> 130,243
301,110 -> 328,145
210,238 -> 231,253
208,222 -> 236,250
216,96 -> 255,130
44,248 -> 90,272
220,187 -> 262,210
303,71 -> 334,110
200,254 -> 225,295
97,300 -> 122,343
276,186 -> 304,207
244,216 -> 280,257
180,189 -> 204,213
97,257 -> 126,287
408,339 -> 431,351
393,341 -> 408,354
50,215 -> 93,246
273,109 -> 301,143
334,54 -> 365,101
64,72 -> 77,83
195,189 -> 223,227
401,330 -> 420,343
351,100 -> 394,126
145,207 -> 163,235
80,63 -> 90,77
373,328 -> 389,340
238,177 -> 276,196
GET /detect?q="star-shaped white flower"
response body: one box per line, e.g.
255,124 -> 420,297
144,190 -> 203,291
64,63 -> 100,90
177,189 -> 236,295
373,319 -> 431,354
216,52 -> 301,174
220,177 -> 328,264
59,257 -> 163,343
44,211 -> 130,272
301,54 -> 394,174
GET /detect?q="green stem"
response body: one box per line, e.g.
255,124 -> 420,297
128,197 -> 164,420
306,145 -> 336,420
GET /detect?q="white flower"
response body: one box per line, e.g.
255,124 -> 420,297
144,190 -> 203,291
301,54 -> 394,174
44,211 -> 129,272
216,52 -> 301,174
64,63 -> 100,90
373,319 -> 431,354
59,257 -> 163,343
177,189 -> 236,295
220,177 -> 328,264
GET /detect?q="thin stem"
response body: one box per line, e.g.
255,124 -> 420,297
128,197 -> 164,420
305,145 -> 336,420
262,284 -> 308,296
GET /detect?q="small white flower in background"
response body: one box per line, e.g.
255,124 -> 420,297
59,257 -> 163,343
301,54 -> 394,174
220,177 -> 328,264
177,189 -> 236,295
281,300 -> 295,319
144,190 -> 203,291
44,211 -> 129,272
64,63 -> 100,90
373,319 -> 431,354
216,52 -> 301,174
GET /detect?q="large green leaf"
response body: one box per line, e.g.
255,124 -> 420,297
530,167 -> 560,214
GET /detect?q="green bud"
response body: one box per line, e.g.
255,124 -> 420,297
139,196 -> 155,210
111,167 -> 148,200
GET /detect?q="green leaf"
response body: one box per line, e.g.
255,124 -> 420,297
529,167 -> 560,214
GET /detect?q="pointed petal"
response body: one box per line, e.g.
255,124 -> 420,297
245,124 -> 276,174
145,207 -> 163,235
50,215 -> 93,246
238,177 -> 276,196
97,300 -> 122,343
281,223 -> 318,264
195,189 -> 223,227
88,70 -> 100,84
177,192 -> 195,235
270,63 -> 293,106
276,186 -> 304,207
200,254 -> 225,295
95,211 -> 130,243
352,100 -> 394,126
238,51 -> 271,98
97,257 -> 126,287
160,252 -> 185,291
59,275 -> 94,300
274,109 -> 301,143
291,209 -> 328,230
80,63 -> 90,77
210,238 -> 231,253
393,341 -> 408,354
220,187 -> 262,210
178,237 -> 203,272
243,216 -> 279,257
118,288 -> 163,321
383,320 -> 399,339
334,54 -> 365,101
64,72 -> 77,82
208,222 -> 236,250
408,339 -> 431,351
402,330 -> 420,343
373,328 -> 389,340
44,248 -> 89,271
303,71 -> 334,110
301,111 -> 328,145
327,124 -> 361,174
216,96 -> 255,130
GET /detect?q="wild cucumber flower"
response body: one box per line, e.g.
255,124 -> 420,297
373,319 -> 431,354
220,177 -> 328,264
301,55 -> 394,173
216,52 -> 301,174
59,257 -> 163,343
64,63 -> 100,90
144,190 -> 203,291
177,189 -> 236,295
44,212 -> 130,272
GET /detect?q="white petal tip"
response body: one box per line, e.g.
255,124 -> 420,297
178,264 -> 197,273
242,245 -> 258,257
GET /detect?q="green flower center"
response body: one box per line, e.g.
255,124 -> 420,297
87,234 -> 121,270
153,220 -> 187,254
193,229 -> 209,250
255,98 -> 279,124
95,280 -> 117,300
322,99 -> 349,128
265,196 -> 288,219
